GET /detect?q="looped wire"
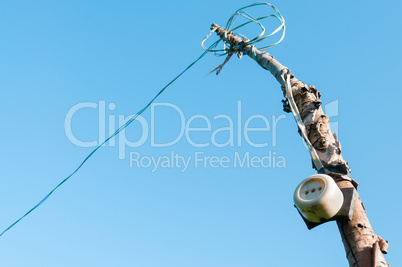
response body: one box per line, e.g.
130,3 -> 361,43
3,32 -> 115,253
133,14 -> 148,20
202,2 -> 286,57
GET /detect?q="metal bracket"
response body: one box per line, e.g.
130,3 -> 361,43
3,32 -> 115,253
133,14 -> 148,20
295,187 -> 357,230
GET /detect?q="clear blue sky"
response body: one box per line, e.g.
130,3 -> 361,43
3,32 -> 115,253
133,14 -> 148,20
0,1 -> 401,266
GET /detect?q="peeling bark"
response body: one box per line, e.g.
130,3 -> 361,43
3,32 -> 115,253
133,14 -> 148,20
212,23 -> 390,267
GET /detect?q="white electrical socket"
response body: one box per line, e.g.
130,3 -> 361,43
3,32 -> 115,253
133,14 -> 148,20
293,174 -> 344,223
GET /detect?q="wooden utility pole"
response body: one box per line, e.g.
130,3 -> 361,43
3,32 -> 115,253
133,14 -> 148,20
211,23 -> 390,267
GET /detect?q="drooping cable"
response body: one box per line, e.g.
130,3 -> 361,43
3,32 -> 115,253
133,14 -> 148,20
0,49 -> 210,238
0,2 -> 287,238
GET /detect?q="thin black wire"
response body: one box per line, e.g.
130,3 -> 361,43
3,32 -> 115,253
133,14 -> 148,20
0,50 -> 209,238
337,221 -> 359,265
1,2 -> 286,238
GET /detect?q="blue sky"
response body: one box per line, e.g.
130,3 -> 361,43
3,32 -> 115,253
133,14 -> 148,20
0,1 -> 401,266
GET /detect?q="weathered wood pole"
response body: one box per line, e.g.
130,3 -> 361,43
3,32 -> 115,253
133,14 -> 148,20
212,23 -> 389,267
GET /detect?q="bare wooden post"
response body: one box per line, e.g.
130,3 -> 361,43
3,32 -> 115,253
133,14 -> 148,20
211,23 -> 389,267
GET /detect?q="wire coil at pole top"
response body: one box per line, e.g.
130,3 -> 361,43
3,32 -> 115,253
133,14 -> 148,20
202,2 -> 286,56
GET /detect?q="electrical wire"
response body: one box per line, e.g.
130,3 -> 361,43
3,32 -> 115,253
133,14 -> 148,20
0,2 -> 287,238
0,50 -> 210,238
283,71 -> 324,171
